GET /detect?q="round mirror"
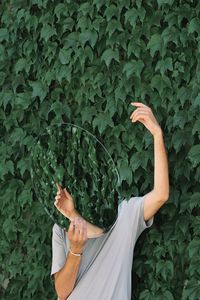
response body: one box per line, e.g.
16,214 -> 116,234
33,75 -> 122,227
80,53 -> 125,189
30,123 -> 122,232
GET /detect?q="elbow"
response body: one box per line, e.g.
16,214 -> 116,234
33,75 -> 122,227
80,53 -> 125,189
57,292 -> 69,300
161,195 -> 169,202
160,191 -> 169,202
163,187 -> 170,201
153,186 -> 170,202
56,285 -> 71,300
54,272 -> 74,300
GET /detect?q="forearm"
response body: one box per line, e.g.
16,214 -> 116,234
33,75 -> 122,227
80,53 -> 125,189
55,252 -> 81,300
153,128 -> 169,200
69,210 -> 104,238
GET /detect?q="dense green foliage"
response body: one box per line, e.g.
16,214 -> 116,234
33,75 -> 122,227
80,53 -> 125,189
0,0 -> 200,299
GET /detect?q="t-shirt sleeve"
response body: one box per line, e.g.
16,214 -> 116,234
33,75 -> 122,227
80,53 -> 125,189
119,195 -> 154,240
50,223 -> 67,282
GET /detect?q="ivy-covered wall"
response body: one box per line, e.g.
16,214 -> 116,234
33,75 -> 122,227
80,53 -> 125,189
0,0 -> 200,299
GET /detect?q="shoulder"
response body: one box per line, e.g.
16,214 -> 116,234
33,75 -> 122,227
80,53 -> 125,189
117,196 -> 145,218
118,196 -> 142,211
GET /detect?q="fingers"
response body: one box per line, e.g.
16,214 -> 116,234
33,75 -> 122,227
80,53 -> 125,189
130,107 -> 151,122
130,108 -> 148,119
130,102 -> 151,117
56,183 -> 71,199
54,189 -> 63,196
68,219 -> 75,232
67,218 -> 88,254
67,219 -> 74,240
130,102 -> 150,109
68,218 -> 87,241
54,199 -> 60,209
56,183 -> 63,197
82,219 -> 87,241
54,185 -> 68,209
73,218 -> 82,241
54,192 -> 63,209
54,194 -> 60,207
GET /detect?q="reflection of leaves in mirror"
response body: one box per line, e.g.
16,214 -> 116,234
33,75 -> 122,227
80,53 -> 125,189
31,124 -> 119,231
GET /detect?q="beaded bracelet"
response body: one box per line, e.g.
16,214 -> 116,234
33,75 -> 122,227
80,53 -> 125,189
69,248 -> 83,257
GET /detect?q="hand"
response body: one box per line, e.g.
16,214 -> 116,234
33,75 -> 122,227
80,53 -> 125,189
129,102 -> 162,136
54,182 -> 75,219
67,217 -> 88,254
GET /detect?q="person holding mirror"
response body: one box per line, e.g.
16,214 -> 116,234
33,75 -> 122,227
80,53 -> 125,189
50,102 -> 169,300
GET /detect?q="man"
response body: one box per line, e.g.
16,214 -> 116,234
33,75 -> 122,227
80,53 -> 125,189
51,102 -> 169,300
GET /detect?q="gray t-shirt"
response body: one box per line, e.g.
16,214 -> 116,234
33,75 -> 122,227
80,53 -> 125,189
50,195 -> 154,300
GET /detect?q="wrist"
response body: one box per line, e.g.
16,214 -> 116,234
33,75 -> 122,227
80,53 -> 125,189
153,127 -> 163,138
66,209 -> 78,220
70,245 -> 84,254
69,248 -> 83,256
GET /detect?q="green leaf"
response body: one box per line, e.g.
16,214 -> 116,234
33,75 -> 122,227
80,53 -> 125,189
156,260 -> 174,280
182,278 -> 200,299
0,91 -> 13,110
9,128 -> 26,145
101,48 -> 120,67
189,193 -> 200,211
192,119 -> 200,137
188,239 -> 200,258
0,28 -> 9,41
5,160 -> 14,176
104,4 -> 118,21
79,29 -> 98,48
15,92 -> 33,109
147,34 -> 163,57
58,48 -> 73,65
29,80 -> 48,101
15,58 -> 26,74
3,218 -> 16,238
188,18 -> 200,34
56,64 -> 72,84
78,2 -> 92,17
49,101 -> 63,115
124,8 -> 138,29
54,3 -> 68,21
139,289 -> 152,300
193,93 -> 200,108
17,158 -> 31,177
157,0 -> 174,7
155,57 -> 173,76
118,159 -> 132,184
81,107 -> 97,123
40,24 -> 57,42
0,71 -> 6,85
106,19 -> 123,38
63,32 -> 79,48
188,145 -> 200,167
163,290 -> 174,300
92,112 -> 114,134
18,189 -> 32,208
123,60 -> 144,79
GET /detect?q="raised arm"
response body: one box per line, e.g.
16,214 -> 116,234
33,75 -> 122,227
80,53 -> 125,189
130,102 -> 169,222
